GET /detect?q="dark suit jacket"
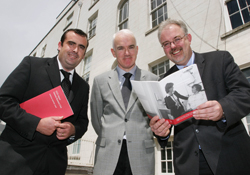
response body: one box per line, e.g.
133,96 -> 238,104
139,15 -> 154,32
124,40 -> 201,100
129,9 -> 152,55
164,91 -> 188,118
158,51 -> 250,175
0,56 -> 89,175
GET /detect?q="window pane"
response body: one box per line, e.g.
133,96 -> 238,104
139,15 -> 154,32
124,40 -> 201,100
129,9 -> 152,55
161,149 -> 166,160
157,0 -> 162,6
230,13 -> 243,29
158,63 -> 165,75
164,4 -> 167,12
152,20 -> 157,28
124,3 -> 128,19
161,162 -> 166,173
119,9 -> 123,22
124,21 -> 128,29
151,0 -> 156,10
242,8 -> 250,23
227,0 -> 239,15
152,11 -> 157,21
167,149 -> 172,159
239,0 -> 247,8
158,16 -> 164,25
158,6 -> 163,16
167,141 -> 171,147
152,66 -> 157,74
167,161 -> 173,173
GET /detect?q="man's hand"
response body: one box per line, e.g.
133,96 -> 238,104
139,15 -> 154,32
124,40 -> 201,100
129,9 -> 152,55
149,116 -> 171,137
193,100 -> 224,121
36,116 -> 63,136
55,122 -> 75,140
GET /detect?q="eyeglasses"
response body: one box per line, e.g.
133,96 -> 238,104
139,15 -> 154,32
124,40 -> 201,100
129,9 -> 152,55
161,35 -> 186,49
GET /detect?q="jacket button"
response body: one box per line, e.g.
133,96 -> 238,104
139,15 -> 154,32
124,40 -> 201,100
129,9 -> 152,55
195,129 -> 199,133
125,119 -> 128,122
118,139 -> 121,144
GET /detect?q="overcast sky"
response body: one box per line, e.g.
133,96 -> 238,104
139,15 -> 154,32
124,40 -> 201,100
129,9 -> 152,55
0,0 -> 71,86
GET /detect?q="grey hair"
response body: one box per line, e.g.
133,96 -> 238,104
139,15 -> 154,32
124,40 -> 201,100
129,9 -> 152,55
112,29 -> 137,50
158,18 -> 188,42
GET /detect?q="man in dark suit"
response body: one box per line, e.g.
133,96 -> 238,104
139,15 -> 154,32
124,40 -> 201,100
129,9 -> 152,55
164,82 -> 188,119
0,29 -> 89,175
150,18 -> 250,175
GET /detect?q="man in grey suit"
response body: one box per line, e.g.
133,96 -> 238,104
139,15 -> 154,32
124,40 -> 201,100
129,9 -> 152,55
90,29 -> 158,175
150,18 -> 250,175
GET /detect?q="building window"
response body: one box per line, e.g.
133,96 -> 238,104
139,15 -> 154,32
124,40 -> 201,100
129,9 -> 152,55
65,12 -> 74,29
151,60 -> 170,79
151,0 -> 168,28
118,1 -> 129,30
41,44 -> 47,58
242,67 -> 250,134
82,54 -> 92,83
89,14 -> 98,38
161,141 -> 174,173
226,0 -> 250,29
72,139 -> 81,154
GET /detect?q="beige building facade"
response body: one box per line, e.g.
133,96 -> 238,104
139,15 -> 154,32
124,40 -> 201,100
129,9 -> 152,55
29,0 -> 250,174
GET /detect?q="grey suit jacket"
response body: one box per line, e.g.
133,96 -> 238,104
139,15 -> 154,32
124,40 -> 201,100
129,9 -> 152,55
158,51 -> 250,175
90,66 -> 158,175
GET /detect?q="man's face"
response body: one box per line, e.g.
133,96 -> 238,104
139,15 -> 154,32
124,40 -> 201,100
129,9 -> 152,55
58,31 -> 88,71
160,24 -> 192,66
111,33 -> 138,72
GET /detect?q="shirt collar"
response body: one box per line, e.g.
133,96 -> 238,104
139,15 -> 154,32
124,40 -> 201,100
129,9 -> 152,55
176,51 -> 195,70
57,56 -> 74,82
116,65 -> 137,80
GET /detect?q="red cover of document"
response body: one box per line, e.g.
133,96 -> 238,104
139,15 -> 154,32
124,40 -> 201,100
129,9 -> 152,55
20,86 -> 73,119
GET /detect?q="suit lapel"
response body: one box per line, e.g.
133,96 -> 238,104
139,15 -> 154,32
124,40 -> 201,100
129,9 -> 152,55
194,52 -> 205,78
108,69 -> 125,111
126,67 -> 142,110
45,57 -> 61,88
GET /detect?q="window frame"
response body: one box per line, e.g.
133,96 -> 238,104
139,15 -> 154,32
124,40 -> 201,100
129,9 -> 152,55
88,13 -> 98,39
151,60 -> 170,79
118,0 -> 129,30
226,0 -> 250,29
82,54 -> 92,83
150,0 -> 168,28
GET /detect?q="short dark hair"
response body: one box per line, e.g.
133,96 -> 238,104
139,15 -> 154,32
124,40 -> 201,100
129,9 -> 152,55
60,29 -> 89,48
192,84 -> 202,92
165,82 -> 174,93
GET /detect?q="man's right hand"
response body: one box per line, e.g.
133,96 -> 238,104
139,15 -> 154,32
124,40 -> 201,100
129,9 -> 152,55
36,116 -> 63,136
149,116 -> 171,137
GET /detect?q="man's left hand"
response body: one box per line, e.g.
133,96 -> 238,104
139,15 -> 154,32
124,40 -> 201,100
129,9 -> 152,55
55,122 -> 75,140
193,100 -> 224,121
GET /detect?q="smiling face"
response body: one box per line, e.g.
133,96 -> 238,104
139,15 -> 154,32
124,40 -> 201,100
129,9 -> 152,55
111,31 -> 138,72
160,24 -> 192,66
58,31 -> 88,71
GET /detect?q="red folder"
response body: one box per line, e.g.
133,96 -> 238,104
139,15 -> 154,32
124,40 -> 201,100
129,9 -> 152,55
20,86 -> 73,119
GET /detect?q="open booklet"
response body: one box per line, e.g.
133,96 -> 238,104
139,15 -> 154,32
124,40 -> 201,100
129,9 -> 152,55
131,64 -> 207,125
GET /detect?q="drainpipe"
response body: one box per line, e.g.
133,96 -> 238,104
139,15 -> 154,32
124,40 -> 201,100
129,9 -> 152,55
75,1 -> 83,28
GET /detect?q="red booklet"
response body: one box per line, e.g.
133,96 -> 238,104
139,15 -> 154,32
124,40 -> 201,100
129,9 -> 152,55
20,86 -> 73,119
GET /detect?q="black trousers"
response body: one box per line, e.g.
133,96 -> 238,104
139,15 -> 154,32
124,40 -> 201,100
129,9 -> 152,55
113,140 -> 133,175
199,149 -> 214,175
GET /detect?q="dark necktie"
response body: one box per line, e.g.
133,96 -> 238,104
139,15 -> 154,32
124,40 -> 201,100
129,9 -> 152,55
121,73 -> 132,109
61,70 -> 71,99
